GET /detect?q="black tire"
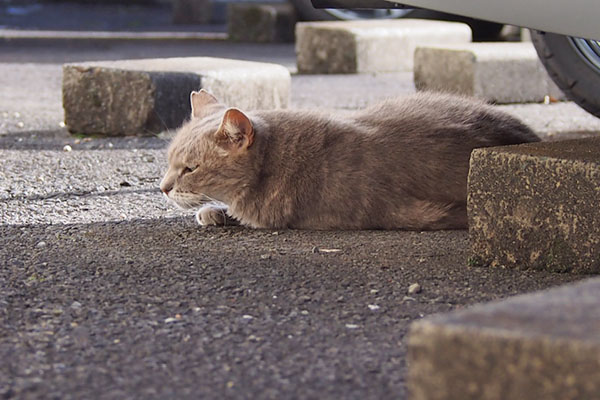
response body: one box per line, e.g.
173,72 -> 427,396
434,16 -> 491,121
531,30 -> 600,118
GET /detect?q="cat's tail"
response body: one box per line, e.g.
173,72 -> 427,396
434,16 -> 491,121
483,108 -> 541,145
502,120 -> 541,145
402,200 -> 468,230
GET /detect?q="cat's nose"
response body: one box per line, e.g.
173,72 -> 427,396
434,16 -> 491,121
160,184 -> 172,196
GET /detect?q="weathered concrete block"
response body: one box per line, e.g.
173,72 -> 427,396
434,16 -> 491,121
414,43 -> 564,103
296,19 -> 471,74
228,2 -> 296,43
467,137 -> 600,273
172,0 -> 212,24
62,57 -> 291,136
408,278 -> 600,400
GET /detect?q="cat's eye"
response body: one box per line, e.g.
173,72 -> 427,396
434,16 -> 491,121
181,166 -> 197,176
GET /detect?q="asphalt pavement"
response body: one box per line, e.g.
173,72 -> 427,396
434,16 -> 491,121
1,5 -> 599,399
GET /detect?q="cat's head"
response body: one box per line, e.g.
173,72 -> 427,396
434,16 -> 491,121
160,90 -> 255,208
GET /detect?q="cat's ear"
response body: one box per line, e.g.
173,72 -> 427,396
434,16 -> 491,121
215,108 -> 254,151
190,90 -> 219,119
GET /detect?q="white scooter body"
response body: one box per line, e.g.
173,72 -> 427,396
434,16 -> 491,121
382,0 -> 599,40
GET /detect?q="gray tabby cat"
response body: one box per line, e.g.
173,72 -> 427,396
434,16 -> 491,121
160,90 -> 538,230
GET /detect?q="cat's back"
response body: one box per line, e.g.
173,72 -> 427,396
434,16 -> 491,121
357,92 -> 501,125
253,92 -> 538,149
355,92 -> 540,146
252,108 -> 351,134
251,108 -> 364,153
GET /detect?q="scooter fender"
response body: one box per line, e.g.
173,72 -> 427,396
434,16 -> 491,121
311,0 -> 600,40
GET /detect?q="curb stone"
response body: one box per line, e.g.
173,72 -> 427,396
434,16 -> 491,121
62,57 -> 291,136
408,277 -> 600,400
414,42 -> 564,103
296,19 -> 471,74
228,2 -> 296,43
467,137 -> 600,273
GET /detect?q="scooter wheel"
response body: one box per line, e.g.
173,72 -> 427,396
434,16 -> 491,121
531,30 -> 600,118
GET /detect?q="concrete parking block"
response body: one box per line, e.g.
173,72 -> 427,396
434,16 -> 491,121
414,42 -> 564,103
295,19 -> 471,74
408,277 -> 600,400
228,2 -> 296,43
172,0 -> 212,24
467,137 -> 600,274
62,57 -> 290,136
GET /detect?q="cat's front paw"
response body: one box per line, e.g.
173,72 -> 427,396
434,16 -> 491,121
195,204 -> 238,226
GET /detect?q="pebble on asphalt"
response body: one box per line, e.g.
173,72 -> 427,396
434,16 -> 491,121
408,283 -> 422,294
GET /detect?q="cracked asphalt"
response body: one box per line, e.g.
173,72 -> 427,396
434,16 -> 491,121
1,13 -> 599,399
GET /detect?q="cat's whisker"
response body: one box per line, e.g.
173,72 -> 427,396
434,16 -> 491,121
202,194 -> 220,204
157,133 -> 172,143
218,207 -> 229,226
166,191 -> 205,210
151,109 -> 177,140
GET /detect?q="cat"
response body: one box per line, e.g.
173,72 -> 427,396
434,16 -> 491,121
160,89 -> 539,230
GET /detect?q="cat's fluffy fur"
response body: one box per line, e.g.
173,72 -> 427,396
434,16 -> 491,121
161,90 -> 539,230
